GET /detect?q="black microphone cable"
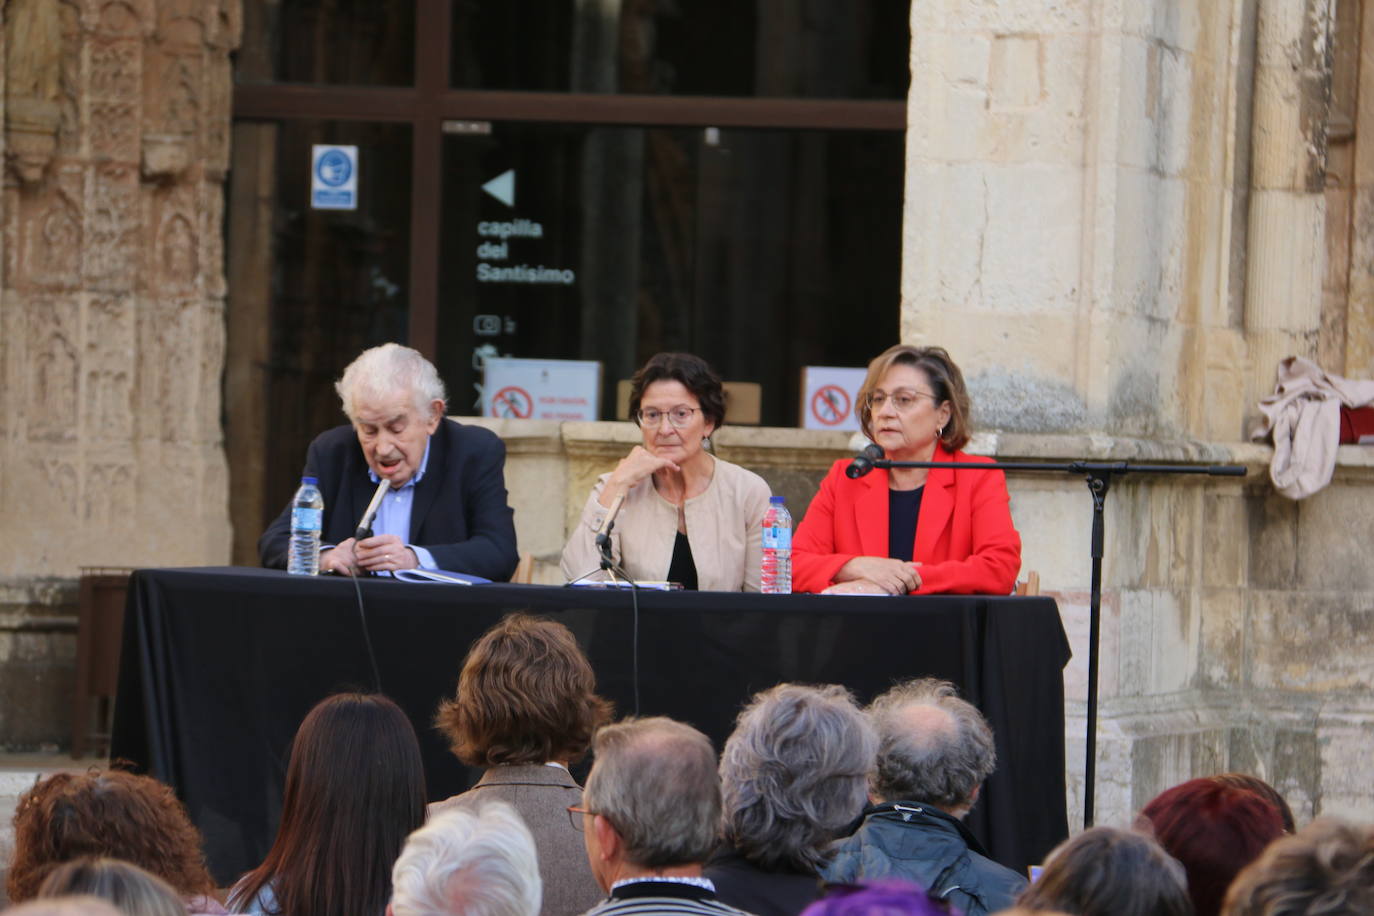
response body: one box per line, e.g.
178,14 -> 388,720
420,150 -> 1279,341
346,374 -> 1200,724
346,561 -> 384,694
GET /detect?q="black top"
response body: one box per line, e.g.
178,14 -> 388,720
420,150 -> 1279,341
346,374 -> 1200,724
887,486 -> 924,561
705,844 -> 822,916
668,530 -> 700,590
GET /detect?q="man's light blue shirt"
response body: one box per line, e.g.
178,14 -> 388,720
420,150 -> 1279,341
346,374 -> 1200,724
368,437 -> 438,570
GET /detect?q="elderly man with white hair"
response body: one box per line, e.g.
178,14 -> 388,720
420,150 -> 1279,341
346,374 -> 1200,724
389,802 -> 541,916
821,678 -> 1026,916
259,343 -> 518,579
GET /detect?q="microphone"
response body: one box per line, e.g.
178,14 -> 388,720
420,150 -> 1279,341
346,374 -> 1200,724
594,491 -> 627,569
846,444 -> 886,479
354,478 -> 391,540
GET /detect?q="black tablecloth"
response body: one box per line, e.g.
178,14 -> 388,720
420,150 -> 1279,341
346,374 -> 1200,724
111,567 -> 1070,884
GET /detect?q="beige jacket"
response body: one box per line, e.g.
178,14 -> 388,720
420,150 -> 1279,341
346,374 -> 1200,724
560,454 -> 772,591
1251,356 -> 1374,499
429,765 -> 602,916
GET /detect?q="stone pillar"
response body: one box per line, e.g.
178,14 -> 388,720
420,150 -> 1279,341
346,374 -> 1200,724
1243,0 -> 1335,417
0,0 -> 241,749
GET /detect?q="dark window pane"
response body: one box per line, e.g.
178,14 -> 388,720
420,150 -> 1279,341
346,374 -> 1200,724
262,120 -> 412,514
450,0 -> 911,99
238,0 -> 416,86
437,123 -> 901,425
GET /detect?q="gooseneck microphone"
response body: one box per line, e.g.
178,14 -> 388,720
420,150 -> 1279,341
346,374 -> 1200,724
594,491 -> 627,570
354,477 -> 391,540
845,444 -> 886,479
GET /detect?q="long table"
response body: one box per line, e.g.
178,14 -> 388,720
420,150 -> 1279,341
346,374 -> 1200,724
110,567 -> 1070,884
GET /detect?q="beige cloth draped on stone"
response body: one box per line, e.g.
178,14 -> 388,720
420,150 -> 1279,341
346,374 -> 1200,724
1250,356 -> 1374,499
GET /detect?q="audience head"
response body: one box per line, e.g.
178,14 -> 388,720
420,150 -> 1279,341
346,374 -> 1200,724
2,898 -> 122,916
1015,825 -> 1192,916
1140,776 -> 1287,916
1213,773 -> 1296,833
37,858 -> 185,916
230,692 -> 427,916
1222,817 -> 1374,916
581,716 -> 720,887
800,880 -> 949,916
720,683 -> 876,873
5,768 -> 215,903
866,678 -> 994,817
389,802 -> 541,916
436,613 -> 612,767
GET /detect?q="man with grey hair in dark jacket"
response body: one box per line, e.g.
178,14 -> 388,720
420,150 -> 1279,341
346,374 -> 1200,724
821,678 -> 1026,916
576,717 -> 756,916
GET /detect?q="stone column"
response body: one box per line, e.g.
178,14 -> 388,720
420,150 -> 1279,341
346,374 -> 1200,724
1243,0 -> 1335,416
0,0 -> 241,749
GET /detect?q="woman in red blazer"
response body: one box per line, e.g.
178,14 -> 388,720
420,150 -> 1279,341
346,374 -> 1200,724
793,345 -> 1021,595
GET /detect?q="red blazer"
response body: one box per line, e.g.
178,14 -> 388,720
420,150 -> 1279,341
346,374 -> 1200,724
792,445 -> 1022,595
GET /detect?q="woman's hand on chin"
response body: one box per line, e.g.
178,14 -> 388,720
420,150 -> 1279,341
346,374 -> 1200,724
833,556 -> 923,595
603,446 -> 682,500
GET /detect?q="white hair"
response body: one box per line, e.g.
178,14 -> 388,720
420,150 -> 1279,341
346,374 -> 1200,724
335,343 -> 447,422
390,802 -> 541,916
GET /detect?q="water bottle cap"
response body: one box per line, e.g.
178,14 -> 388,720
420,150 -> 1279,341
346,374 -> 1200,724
301,476 -> 318,485
769,495 -> 785,504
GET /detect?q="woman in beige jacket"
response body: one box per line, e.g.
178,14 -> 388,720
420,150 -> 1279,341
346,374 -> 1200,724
560,352 -> 772,591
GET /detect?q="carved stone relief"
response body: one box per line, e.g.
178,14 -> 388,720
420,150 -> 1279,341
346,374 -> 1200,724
158,0 -> 210,48
87,163 -> 139,288
23,180 -> 83,289
85,462 -> 134,526
85,297 -> 134,442
141,49 -> 201,179
5,0 -> 64,185
32,457 -> 80,522
26,298 -> 80,442
91,39 -> 140,101
160,211 -> 198,293
153,300 -> 200,441
90,102 -> 139,163
203,58 -> 230,176
203,181 -> 224,297
198,299 -> 225,440
95,0 -> 155,38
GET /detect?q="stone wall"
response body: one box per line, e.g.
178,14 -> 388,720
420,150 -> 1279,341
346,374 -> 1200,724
904,0 -> 1374,829
0,0 -> 239,748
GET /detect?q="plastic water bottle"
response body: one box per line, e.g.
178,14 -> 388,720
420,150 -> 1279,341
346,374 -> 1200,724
761,496 -> 792,594
287,476 -> 324,576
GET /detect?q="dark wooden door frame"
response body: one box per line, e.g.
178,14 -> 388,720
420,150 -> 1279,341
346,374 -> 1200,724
231,0 -> 906,358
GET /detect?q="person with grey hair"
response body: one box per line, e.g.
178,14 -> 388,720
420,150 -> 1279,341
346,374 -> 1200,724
822,678 -> 1025,916
573,717 -> 754,916
705,684 -> 877,916
388,802 -> 541,916
259,342 -> 518,579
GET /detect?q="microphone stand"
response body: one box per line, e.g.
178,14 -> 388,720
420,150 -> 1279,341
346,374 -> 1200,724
594,520 -> 642,716
863,455 -> 1247,828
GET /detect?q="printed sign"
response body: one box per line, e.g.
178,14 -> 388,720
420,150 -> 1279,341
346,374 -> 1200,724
483,357 -> 601,421
311,145 -> 358,210
801,367 -> 867,431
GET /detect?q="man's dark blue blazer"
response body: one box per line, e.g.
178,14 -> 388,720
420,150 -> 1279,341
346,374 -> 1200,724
258,419 -> 519,580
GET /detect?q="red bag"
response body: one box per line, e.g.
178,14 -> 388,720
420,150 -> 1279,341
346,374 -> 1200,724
1338,406 -> 1374,443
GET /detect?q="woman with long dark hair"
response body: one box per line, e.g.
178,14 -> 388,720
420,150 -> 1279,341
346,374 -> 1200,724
229,692 -> 427,916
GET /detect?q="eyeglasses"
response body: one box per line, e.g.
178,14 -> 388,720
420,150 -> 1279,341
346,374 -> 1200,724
865,390 -> 939,413
567,804 -> 597,832
636,406 -> 702,428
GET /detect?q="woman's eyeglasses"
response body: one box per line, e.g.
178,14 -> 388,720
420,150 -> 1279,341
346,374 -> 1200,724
865,390 -> 938,413
636,406 -> 702,428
